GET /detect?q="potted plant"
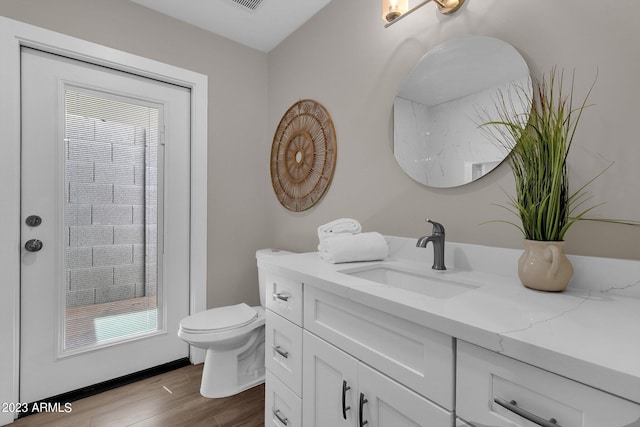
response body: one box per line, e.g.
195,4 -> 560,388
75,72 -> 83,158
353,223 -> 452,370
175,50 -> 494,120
481,67 -> 606,291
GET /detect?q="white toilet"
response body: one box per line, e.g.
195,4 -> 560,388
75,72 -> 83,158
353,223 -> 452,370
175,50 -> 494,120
178,249 -> 290,398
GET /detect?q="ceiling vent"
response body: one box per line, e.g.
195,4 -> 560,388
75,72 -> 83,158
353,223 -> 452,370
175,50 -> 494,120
230,0 -> 264,11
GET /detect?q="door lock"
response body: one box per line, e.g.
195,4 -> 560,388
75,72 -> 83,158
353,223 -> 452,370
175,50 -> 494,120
24,239 -> 43,252
25,215 -> 42,227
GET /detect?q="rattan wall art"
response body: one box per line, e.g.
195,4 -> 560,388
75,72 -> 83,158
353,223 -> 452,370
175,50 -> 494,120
270,99 -> 337,212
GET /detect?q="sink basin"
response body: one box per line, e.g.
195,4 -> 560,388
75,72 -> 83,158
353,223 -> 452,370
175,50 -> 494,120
339,264 -> 481,299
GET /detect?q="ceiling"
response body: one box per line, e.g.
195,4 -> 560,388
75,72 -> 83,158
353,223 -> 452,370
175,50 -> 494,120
130,0 -> 333,53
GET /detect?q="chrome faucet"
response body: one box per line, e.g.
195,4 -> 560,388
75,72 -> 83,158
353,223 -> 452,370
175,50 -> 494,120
416,219 -> 446,270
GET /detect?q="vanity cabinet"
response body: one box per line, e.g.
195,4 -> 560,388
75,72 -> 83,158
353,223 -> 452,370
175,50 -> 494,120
303,331 -> 452,427
264,272 -> 304,427
262,268 -> 456,426
262,240 -> 640,427
456,341 -> 640,427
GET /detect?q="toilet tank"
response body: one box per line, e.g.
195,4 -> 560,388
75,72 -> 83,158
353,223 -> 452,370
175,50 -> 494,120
256,249 -> 293,307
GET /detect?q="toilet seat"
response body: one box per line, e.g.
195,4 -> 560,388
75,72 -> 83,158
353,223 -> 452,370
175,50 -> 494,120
178,306 -> 265,350
180,303 -> 258,333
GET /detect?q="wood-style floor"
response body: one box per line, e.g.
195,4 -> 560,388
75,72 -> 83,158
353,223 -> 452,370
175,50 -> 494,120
11,364 -> 265,427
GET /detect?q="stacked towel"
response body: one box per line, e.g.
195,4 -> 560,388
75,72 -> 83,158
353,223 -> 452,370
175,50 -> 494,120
318,232 -> 388,264
317,218 -> 362,241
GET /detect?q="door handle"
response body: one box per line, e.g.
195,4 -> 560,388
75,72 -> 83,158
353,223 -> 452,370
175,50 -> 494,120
359,393 -> 368,427
24,239 -> 43,252
342,380 -> 351,419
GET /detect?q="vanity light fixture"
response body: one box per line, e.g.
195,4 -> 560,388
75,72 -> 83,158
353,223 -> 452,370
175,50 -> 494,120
382,0 -> 465,27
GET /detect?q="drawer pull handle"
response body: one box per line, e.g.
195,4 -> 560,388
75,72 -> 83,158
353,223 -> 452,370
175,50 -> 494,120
273,409 -> 288,426
494,396 -> 561,427
359,393 -> 368,427
273,345 -> 289,358
272,291 -> 290,301
342,380 -> 351,419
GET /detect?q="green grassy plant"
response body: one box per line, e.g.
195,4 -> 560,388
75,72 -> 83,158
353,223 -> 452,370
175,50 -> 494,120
481,67 -> 633,241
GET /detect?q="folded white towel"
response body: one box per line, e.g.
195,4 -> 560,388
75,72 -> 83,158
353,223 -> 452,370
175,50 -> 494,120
318,232 -> 388,264
317,218 -> 362,241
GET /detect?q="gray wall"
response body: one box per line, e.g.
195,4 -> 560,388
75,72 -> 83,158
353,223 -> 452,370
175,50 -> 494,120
267,0 -> 640,261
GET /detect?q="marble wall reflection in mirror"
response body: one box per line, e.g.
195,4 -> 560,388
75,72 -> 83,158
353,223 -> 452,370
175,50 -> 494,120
393,36 -> 531,188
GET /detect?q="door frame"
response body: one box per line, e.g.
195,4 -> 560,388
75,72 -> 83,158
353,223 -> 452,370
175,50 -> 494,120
0,17 -> 208,424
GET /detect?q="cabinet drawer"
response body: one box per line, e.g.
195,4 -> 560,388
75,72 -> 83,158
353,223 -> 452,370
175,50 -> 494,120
456,341 -> 640,427
265,272 -> 303,326
304,285 -> 454,410
266,309 -> 303,396
265,370 -> 302,427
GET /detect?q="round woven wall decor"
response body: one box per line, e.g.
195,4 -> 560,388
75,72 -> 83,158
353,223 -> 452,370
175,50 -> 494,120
271,99 -> 337,212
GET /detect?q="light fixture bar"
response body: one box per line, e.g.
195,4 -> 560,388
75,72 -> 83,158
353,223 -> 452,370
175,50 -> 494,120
384,0 -> 464,28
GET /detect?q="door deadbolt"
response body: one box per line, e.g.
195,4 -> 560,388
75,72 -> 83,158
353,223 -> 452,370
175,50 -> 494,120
25,215 -> 42,227
24,239 -> 43,252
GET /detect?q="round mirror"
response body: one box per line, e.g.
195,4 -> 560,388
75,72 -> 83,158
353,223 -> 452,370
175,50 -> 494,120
393,36 -> 531,188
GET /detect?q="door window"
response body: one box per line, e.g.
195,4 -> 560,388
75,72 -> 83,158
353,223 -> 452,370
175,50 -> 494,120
63,89 -> 162,353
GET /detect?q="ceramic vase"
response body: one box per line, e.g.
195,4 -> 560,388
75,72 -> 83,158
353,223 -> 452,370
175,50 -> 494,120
518,240 -> 573,292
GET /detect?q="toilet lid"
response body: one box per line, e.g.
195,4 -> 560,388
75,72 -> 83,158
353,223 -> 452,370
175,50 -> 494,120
180,303 -> 258,332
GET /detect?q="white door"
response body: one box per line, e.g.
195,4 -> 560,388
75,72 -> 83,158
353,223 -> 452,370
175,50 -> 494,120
20,47 -> 190,403
357,363 -> 453,427
303,331 -> 357,427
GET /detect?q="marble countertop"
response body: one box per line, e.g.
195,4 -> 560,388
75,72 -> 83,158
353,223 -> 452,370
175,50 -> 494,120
258,237 -> 640,404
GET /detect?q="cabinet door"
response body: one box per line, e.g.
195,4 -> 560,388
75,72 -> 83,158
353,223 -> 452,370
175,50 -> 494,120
303,331 -> 358,427
358,363 -> 453,427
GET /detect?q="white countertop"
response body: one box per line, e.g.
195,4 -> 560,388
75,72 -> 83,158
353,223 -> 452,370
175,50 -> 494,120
258,237 -> 640,404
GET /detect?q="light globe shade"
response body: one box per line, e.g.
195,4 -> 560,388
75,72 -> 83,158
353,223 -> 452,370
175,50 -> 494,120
382,0 -> 408,22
